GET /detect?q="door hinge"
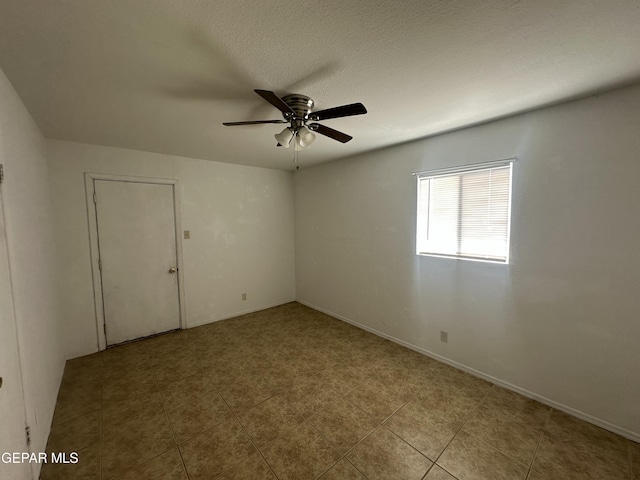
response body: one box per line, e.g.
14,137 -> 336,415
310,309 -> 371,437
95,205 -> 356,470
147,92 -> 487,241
25,425 -> 31,446
98,258 -> 102,271
93,192 -> 97,204
103,322 -> 107,336
0,164 -> 4,184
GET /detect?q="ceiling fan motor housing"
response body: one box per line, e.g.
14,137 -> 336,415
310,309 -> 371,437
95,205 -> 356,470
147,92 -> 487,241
282,94 -> 314,127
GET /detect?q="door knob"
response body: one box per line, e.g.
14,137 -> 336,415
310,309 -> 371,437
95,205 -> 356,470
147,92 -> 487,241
168,267 -> 177,274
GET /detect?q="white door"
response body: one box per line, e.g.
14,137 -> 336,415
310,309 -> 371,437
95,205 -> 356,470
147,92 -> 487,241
94,180 -> 180,345
0,183 -> 32,480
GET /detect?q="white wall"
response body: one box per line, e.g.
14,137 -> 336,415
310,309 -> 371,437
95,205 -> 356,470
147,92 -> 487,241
47,140 -> 296,358
0,67 -> 64,476
294,84 -> 640,440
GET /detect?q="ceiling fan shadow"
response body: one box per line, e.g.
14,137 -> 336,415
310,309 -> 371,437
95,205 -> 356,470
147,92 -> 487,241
245,61 -> 343,118
159,80 -> 255,102
157,29 -> 257,103
284,61 -> 342,94
156,29 -> 343,125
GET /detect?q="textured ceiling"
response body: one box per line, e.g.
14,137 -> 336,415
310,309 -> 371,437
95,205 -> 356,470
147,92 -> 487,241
1,0 -> 639,170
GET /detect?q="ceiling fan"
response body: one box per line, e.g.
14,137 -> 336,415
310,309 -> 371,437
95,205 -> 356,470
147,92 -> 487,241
223,90 -> 367,150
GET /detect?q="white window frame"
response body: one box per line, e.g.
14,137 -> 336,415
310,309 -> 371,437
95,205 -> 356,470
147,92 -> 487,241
415,158 -> 515,264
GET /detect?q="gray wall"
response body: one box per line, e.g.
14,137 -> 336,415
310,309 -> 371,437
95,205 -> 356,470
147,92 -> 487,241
0,67 -> 65,477
294,84 -> 640,440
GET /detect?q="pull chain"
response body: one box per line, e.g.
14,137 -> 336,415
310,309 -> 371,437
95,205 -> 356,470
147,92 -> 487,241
293,131 -> 300,170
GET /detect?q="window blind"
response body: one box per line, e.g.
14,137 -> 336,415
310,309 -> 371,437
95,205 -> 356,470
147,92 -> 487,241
416,163 -> 513,263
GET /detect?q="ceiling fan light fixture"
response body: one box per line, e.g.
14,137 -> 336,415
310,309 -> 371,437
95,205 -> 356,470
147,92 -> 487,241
296,126 -> 316,150
275,127 -> 294,148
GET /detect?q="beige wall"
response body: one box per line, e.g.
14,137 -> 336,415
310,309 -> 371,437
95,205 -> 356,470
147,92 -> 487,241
48,140 -> 296,359
0,67 -> 64,477
294,84 -> 640,440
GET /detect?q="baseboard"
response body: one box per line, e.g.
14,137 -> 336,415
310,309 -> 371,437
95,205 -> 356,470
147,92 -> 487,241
297,299 -> 640,443
67,300 -> 298,359
186,299 -> 296,329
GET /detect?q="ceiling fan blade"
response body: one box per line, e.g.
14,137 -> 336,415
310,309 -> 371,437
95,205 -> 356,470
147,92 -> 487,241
310,103 -> 367,121
309,123 -> 353,143
254,90 -> 295,115
223,120 -> 287,126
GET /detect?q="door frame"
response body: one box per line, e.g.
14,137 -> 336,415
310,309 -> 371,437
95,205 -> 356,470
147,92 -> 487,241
84,173 -> 187,350
0,180 -> 33,480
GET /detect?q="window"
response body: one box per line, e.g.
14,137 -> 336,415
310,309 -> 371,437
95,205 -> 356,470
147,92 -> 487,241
416,160 -> 513,263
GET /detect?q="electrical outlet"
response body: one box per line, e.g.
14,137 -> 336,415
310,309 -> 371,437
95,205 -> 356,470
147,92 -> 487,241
183,230 -> 190,239
242,293 -> 247,301
440,331 -> 448,343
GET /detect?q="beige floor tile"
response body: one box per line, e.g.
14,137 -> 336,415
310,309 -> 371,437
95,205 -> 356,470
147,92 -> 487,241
440,370 -> 493,399
200,358 -> 246,389
102,426 -> 175,479
544,410 -> 629,458
531,433 -> 629,480
368,355 -> 402,373
186,332 -> 229,358
52,381 -> 102,425
115,448 -> 187,480
62,354 -> 103,385
394,350 -> 437,371
525,470 -> 547,480
48,304 -> 635,480
40,443 -> 100,480
152,347 -> 204,387
405,369 -> 439,392
346,377 -> 413,423
425,465 -> 459,479
371,362 -> 424,396
102,366 -> 158,406
102,343 -> 154,378
631,440 -> 640,479
317,458 -> 366,479
537,410 -> 630,478
101,394 -> 176,479
319,363 -> 369,395
179,418 -> 256,480
260,364 -> 298,391
345,352 -> 381,374
101,392 -> 164,434
160,374 -> 231,442
227,352 -> 271,377
482,387 -> 550,426
220,373 -> 279,412
309,396 -> 378,454
384,397 -> 457,461
412,382 -> 481,428
46,409 -> 100,453
462,405 -> 542,466
427,361 -> 461,378
101,358 -> 152,378
216,452 -> 277,480
261,422 -> 341,480
237,394 -> 304,447
282,377 -> 340,419
381,344 -> 422,364
273,351 -> 316,374
437,431 -> 529,480
347,426 -> 432,480
144,331 -> 188,356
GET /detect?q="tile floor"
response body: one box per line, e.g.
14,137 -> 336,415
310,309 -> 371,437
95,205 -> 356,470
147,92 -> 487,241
41,302 -> 639,480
